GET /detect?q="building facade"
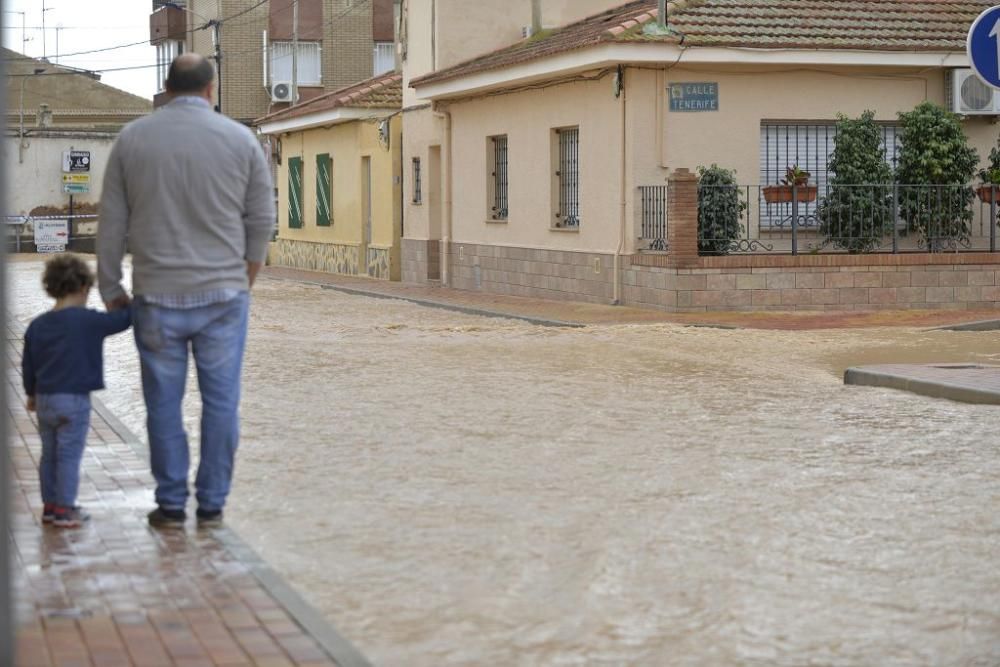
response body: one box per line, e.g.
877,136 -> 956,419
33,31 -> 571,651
398,0 -> 623,282
150,0 -> 396,125
402,0 -> 1000,312
3,49 -> 151,251
257,72 -> 403,280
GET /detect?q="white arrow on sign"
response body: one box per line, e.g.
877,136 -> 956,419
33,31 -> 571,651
990,18 -> 1000,75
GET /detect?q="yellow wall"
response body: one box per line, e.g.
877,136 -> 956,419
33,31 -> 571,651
275,114 -> 402,278
434,64 -> 1000,255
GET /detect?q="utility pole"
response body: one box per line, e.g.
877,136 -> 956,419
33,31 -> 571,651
209,20 -> 223,113
41,0 -> 50,58
531,0 -> 541,36
55,26 -> 62,64
291,0 -> 299,106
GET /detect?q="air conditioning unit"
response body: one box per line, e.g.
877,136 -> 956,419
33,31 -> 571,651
947,68 -> 1000,115
271,81 -> 294,103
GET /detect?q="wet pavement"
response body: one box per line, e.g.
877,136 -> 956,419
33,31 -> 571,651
6,320 -> 364,666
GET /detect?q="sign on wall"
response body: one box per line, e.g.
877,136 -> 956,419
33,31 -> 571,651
62,173 -> 91,194
35,220 -> 68,253
669,82 -> 719,112
62,150 -> 91,173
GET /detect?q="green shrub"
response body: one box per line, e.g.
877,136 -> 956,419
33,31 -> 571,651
818,111 -> 894,253
697,165 -> 746,255
896,101 -> 978,251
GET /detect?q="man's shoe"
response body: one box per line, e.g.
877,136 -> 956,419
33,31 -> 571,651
42,503 -> 55,523
196,508 -> 223,528
52,506 -> 90,528
147,507 -> 186,529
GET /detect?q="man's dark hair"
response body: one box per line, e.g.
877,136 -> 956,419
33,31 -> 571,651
42,254 -> 94,299
165,55 -> 215,94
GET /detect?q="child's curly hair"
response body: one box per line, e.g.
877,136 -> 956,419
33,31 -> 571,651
42,254 -> 94,299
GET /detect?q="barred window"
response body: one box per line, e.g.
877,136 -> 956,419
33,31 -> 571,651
412,158 -> 422,204
287,156 -> 303,229
316,153 -> 332,227
489,135 -> 508,221
555,127 -> 580,228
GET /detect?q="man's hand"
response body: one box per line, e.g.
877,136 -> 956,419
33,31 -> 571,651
26,396 -> 35,412
247,261 -> 263,288
105,295 -> 131,311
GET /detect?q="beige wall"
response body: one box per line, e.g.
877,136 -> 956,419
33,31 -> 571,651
275,115 -> 401,268
430,64 -> 1000,259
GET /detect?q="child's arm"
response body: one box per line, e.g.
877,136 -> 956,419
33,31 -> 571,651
21,333 -> 36,411
92,305 -> 133,337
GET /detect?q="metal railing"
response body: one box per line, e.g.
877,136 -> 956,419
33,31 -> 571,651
638,183 -> 999,256
638,185 -> 668,250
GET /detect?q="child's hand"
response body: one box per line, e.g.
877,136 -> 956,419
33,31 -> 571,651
26,396 -> 35,412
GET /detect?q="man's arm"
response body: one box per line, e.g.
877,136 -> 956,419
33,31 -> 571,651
243,135 -> 277,288
97,132 -> 130,306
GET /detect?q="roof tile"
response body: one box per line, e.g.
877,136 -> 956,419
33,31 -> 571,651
255,71 -> 402,126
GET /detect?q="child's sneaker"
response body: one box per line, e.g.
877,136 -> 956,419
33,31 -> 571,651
42,503 -> 55,523
52,506 -> 90,528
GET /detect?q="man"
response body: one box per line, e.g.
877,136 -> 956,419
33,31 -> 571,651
98,53 -> 276,529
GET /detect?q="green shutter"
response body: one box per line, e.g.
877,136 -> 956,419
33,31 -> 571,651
288,157 -> 303,229
316,153 -> 332,227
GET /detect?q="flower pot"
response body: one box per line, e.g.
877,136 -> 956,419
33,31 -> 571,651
762,185 -> 818,204
976,184 -> 1000,203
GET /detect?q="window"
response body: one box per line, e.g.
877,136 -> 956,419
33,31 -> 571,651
156,40 -> 184,93
288,157 -> 303,228
488,135 -> 508,221
316,153 -> 332,227
759,122 -> 901,228
412,158 -> 422,204
374,42 -> 394,75
554,127 -> 580,228
270,41 -> 322,86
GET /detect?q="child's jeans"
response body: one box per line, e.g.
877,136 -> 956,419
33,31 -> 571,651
36,393 -> 91,508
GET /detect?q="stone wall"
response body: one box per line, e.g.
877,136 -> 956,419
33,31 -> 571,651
269,238 -> 360,276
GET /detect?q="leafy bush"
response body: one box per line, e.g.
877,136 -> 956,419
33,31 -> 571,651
697,164 -> 746,255
896,101 -> 978,251
818,111 -> 894,253
978,141 -> 1000,185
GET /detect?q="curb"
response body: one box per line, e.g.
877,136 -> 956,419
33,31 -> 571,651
844,367 -> 1000,405
930,319 -> 1000,332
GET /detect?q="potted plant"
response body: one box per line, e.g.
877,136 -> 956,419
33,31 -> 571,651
976,142 -> 1000,203
763,165 -> 819,204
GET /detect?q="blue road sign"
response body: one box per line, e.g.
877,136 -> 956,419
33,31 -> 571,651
968,6 -> 1000,89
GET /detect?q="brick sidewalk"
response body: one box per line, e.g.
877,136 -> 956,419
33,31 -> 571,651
6,323 -> 369,667
845,363 -> 1000,405
262,266 -> 1000,330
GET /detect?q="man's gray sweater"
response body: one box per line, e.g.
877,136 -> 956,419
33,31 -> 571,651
97,96 -> 276,302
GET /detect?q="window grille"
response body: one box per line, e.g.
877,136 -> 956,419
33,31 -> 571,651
759,122 -> 901,228
288,157 -> 303,229
490,135 -> 508,220
556,128 -> 580,227
374,42 -> 394,75
156,40 -> 184,93
316,154 -> 332,227
270,41 -> 322,85
412,158 -> 422,204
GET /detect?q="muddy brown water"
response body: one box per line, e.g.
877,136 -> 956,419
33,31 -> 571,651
9,258 -> 1000,666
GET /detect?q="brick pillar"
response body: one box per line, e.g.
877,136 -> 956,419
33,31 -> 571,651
668,167 -> 699,268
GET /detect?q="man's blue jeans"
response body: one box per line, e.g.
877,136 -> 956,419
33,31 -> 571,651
36,393 -> 91,508
133,293 -> 249,512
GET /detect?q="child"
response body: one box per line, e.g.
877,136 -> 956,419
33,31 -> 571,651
22,254 -> 131,528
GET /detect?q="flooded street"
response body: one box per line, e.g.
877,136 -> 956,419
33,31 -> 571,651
8,257 -> 1000,666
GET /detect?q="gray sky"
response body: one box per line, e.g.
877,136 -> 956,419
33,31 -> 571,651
3,0 -> 155,100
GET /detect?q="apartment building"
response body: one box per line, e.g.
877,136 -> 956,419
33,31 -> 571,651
150,0 -> 396,125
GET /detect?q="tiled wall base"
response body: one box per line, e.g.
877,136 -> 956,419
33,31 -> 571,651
269,238 -> 360,276
366,247 -> 392,281
402,239 -> 440,283
435,242 -> 1000,312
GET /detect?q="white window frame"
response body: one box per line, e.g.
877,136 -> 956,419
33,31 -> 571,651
374,41 -> 394,75
270,41 -> 322,86
156,40 -> 184,93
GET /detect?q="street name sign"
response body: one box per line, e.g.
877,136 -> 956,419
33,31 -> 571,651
669,82 -> 719,112
968,6 -> 1000,89
61,173 -> 91,194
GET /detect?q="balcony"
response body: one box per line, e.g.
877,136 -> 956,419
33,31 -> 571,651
150,6 -> 185,44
